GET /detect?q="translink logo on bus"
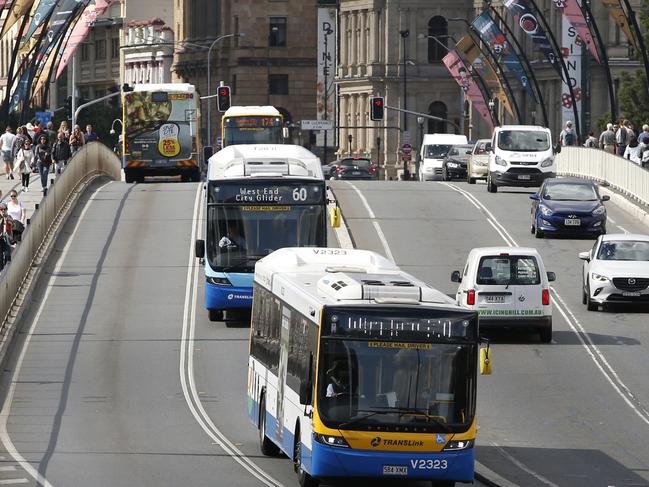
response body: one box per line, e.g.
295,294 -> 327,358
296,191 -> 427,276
227,293 -> 252,300
478,309 -> 543,316
370,437 -> 428,447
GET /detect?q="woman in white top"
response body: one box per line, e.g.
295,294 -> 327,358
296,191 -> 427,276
623,136 -> 643,165
6,190 -> 26,242
15,138 -> 35,192
0,126 -> 16,180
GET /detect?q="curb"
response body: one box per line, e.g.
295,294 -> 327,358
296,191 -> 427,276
600,186 -> 649,230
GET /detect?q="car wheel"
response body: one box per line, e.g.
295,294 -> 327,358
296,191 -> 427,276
586,284 -> 598,311
487,172 -> 498,193
442,166 -> 449,181
582,283 -> 588,304
468,175 -> 476,184
535,227 -> 544,238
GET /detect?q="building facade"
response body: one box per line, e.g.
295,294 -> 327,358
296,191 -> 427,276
173,0 -> 318,149
123,18 -> 174,86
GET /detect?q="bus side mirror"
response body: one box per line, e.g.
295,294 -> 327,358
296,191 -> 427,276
299,381 -> 313,405
547,271 -> 556,282
480,346 -> 492,375
195,239 -> 205,259
451,270 -> 462,283
330,207 -> 341,228
282,127 -> 290,139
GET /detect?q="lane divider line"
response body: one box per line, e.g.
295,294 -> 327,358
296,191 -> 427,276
444,182 -> 649,428
180,183 -> 283,487
0,181 -> 112,487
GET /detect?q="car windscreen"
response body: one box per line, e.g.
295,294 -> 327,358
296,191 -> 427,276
597,240 -> 649,261
424,144 -> 452,158
477,255 -> 541,285
544,183 -> 598,201
498,130 -> 550,152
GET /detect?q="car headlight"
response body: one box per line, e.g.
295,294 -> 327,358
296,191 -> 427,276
314,433 -> 350,448
207,276 -> 232,286
495,155 -> 507,166
591,273 -> 609,282
447,162 -> 458,168
539,205 -> 553,217
540,157 -> 555,168
443,439 -> 474,451
592,205 -> 606,216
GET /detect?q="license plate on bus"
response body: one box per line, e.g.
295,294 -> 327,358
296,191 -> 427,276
517,174 -> 531,180
383,465 -> 408,476
485,295 -> 505,303
623,291 -> 641,297
564,218 -> 581,226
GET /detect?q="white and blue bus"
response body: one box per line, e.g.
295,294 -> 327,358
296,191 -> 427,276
194,145 -> 328,321
248,247 -> 492,487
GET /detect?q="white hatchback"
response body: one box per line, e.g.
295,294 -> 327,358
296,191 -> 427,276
452,247 -> 555,343
579,233 -> 649,310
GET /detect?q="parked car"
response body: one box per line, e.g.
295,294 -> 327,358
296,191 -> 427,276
451,246 -> 555,343
467,139 -> 491,184
579,233 -> 649,310
530,177 -> 609,238
441,144 -> 474,181
328,157 -> 378,180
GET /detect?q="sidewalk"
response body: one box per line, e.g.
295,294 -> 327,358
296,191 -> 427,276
0,168 -> 56,224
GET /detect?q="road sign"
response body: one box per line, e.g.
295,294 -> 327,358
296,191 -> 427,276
402,143 -> 412,155
301,120 -> 333,130
402,154 -> 412,161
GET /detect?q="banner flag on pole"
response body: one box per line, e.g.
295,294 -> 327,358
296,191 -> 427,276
443,49 -> 495,128
502,0 -> 563,76
456,34 -> 514,118
552,0 -> 600,63
20,0 -> 59,48
0,0 -> 37,40
600,0 -> 639,52
55,0 -> 112,79
472,12 -> 537,101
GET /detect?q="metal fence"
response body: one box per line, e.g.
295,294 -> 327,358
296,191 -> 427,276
0,142 -> 121,351
556,147 -> 649,208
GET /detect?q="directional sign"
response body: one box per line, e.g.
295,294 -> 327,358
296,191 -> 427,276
301,120 -> 333,130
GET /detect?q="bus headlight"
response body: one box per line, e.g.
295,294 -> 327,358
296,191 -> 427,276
443,439 -> 474,451
207,276 -> 232,286
314,433 -> 350,448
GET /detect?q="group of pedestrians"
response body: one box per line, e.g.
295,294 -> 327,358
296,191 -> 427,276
559,119 -> 649,168
0,121 -> 98,197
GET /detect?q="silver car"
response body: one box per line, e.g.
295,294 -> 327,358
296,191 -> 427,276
467,139 -> 492,184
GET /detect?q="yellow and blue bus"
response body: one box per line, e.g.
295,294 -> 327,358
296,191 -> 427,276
221,106 -> 284,148
194,145 -> 328,322
122,83 -> 201,182
248,247 -> 492,487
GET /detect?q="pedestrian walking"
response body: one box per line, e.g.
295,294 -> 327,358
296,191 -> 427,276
44,121 -> 57,148
584,131 -> 598,148
0,203 -> 15,271
638,124 -> 649,145
58,121 -> 70,139
599,123 -> 616,154
623,136 -> 643,165
616,120 -> 631,156
5,190 -> 26,243
559,121 -> 577,146
70,125 -> 85,154
84,124 -> 98,143
15,138 -> 34,192
1,126 -> 16,180
52,131 -> 72,174
35,134 -> 52,196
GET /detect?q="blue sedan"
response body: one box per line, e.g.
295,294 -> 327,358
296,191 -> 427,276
530,178 -> 609,238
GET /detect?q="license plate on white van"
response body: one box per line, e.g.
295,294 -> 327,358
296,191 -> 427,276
484,295 -> 505,303
517,174 -> 531,180
564,218 -> 581,226
383,465 -> 408,476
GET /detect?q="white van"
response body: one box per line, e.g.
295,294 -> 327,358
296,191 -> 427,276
486,125 -> 559,192
451,246 -> 555,343
419,133 -> 468,181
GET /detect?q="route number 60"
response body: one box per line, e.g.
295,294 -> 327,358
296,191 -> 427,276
292,188 -> 308,201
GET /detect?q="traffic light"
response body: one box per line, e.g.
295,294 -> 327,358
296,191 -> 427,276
217,86 -> 231,112
370,96 -> 384,121
64,96 -> 72,119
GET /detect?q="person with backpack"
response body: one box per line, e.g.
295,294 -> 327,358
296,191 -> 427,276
616,119 -> 631,156
583,131 -> 598,148
559,121 -> 577,146
35,134 -> 52,196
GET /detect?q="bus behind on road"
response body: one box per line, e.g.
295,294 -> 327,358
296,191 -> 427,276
248,247 -> 492,487
221,106 -> 284,148
122,83 -> 201,183
194,144 -> 328,322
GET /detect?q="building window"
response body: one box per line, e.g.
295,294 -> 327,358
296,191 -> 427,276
428,101 -> 448,133
95,39 -> 106,60
428,16 -> 448,63
269,17 -> 287,47
268,74 -> 289,95
111,37 -> 120,59
81,43 -> 89,61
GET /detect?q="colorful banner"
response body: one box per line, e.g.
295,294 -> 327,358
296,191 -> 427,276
442,49 -> 495,128
55,0 -> 112,79
472,12 -> 536,101
552,0 -> 600,63
316,6 -> 336,148
0,0 -> 37,40
501,0 -> 563,76
21,0 -> 58,48
456,34 -> 514,118
561,14 -> 583,128
600,0 -> 639,52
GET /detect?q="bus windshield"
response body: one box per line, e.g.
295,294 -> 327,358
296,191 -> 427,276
223,116 -> 283,146
318,308 -> 477,433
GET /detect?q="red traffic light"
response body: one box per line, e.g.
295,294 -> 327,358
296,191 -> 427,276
218,87 -> 229,97
217,86 -> 231,112
373,98 -> 383,107
370,96 -> 384,121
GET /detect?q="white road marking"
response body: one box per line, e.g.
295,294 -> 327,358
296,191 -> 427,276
180,184 -> 283,487
0,181 -> 112,487
492,443 -> 560,487
608,217 -> 617,224
616,225 -> 630,234
347,182 -> 395,262
0,467 -> 16,472
0,480 -> 29,485
445,182 -> 649,427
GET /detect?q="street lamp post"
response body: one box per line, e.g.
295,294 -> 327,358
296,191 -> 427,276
416,116 -> 424,179
206,33 -> 244,151
348,134 -> 353,154
400,29 -> 410,180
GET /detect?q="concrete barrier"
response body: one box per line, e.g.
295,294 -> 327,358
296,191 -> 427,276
556,146 -> 649,208
0,142 -> 121,362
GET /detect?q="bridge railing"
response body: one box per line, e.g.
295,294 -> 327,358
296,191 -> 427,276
556,147 -> 649,207
0,142 -> 121,350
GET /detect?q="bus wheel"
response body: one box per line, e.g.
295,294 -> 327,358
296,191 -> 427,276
208,309 -> 223,322
259,397 -> 280,456
432,481 -> 455,487
294,426 -> 318,487
124,171 -> 135,184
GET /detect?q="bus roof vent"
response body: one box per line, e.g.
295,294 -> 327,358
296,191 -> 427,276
390,280 -> 415,287
361,279 -> 385,286
317,273 -> 422,302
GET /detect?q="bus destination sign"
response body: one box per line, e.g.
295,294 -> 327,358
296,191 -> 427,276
211,182 -> 324,205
